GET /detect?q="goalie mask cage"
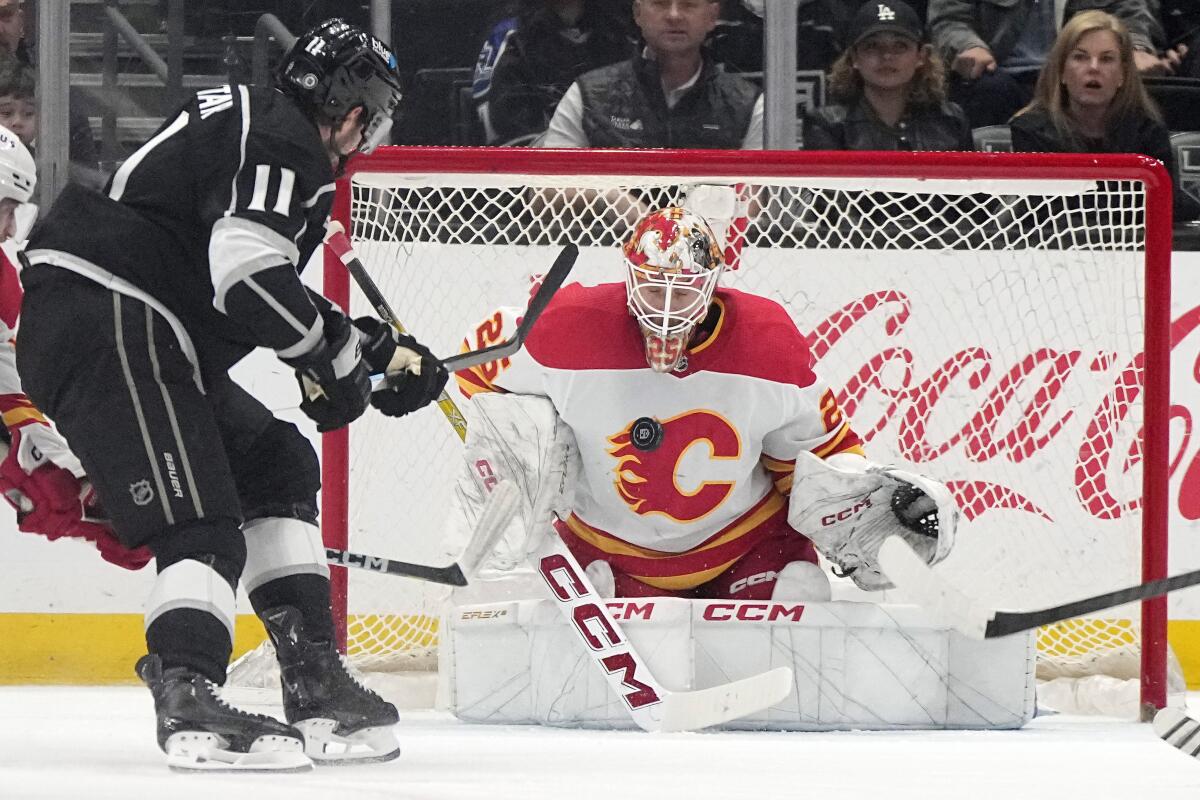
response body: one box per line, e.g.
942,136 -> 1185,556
320,147 -> 1171,716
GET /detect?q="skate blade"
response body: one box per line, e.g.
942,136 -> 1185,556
164,731 -> 312,773
294,719 -> 401,765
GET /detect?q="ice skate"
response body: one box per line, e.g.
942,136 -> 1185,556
263,605 -> 400,764
136,654 -> 310,772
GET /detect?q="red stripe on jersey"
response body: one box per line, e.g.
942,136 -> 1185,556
523,283 -> 818,390
0,249 -> 21,333
560,490 -> 786,587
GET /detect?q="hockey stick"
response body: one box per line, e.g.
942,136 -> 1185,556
1154,708 -> 1200,758
322,224 -> 579,382
324,222 -> 469,442
324,479 -> 518,586
529,518 -> 794,732
878,535 -> 1199,639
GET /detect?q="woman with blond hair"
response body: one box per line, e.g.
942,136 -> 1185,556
1011,10 -> 1196,219
803,0 -> 973,151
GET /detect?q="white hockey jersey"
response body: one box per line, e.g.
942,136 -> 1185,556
458,282 -> 865,579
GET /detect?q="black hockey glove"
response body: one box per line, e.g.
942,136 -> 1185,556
354,317 -> 449,419
285,313 -> 371,432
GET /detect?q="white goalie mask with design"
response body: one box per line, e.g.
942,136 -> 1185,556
623,207 -> 725,372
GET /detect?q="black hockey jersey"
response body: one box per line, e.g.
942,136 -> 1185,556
27,85 -> 335,373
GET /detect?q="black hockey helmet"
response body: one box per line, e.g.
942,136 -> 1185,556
275,18 -> 402,154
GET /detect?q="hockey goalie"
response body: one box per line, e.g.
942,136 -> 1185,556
444,206 -> 1036,731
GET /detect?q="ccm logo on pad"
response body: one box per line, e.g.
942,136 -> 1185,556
701,603 -> 805,622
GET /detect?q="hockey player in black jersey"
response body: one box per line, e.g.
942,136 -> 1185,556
15,19 -> 445,771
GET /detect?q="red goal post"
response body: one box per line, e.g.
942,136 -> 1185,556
320,147 -> 1172,715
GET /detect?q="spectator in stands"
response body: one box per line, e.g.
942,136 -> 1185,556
1010,10 -> 1198,221
1161,0 -> 1199,79
538,0 -> 763,148
929,0 -> 1180,128
472,0 -> 635,145
0,53 -> 33,147
0,3 -> 99,181
804,0 -> 973,150
708,0 -> 860,74
0,0 -> 25,63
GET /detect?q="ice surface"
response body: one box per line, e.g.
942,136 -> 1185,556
2,686 -> 1200,800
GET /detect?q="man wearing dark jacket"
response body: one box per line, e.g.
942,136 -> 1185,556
539,0 -> 762,148
473,0 -> 634,145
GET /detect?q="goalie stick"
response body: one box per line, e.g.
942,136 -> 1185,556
528,518 -> 794,732
878,535 -> 1191,639
324,479 -> 518,586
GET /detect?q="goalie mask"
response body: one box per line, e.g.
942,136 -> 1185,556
623,207 -> 725,373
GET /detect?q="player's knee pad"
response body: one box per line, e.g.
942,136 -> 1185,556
241,516 -> 330,594
233,418 -> 320,521
771,560 -> 832,601
149,516 -> 246,590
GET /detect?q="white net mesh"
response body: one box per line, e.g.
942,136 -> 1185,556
322,151 -> 1168,708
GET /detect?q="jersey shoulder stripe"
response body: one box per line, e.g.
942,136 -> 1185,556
696,288 -> 817,389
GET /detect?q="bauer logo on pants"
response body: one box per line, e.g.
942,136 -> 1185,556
129,479 -> 154,507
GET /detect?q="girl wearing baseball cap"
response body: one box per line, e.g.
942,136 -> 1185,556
803,0 -> 973,151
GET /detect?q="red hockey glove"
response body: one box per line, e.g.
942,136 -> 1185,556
0,424 -> 151,570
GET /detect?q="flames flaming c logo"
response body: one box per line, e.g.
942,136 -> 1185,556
606,410 -> 741,522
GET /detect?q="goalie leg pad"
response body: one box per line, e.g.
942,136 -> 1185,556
447,598 -> 1035,730
771,561 -> 832,601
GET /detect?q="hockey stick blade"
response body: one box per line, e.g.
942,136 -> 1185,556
658,666 -> 794,733
1154,708 -> 1200,759
376,242 -> 578,383
324,481 -> 520,587
530,527 -> 792,732
325,546 -> 467,586
880,535 -> 1200,639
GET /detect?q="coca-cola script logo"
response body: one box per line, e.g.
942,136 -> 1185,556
804,291 -> 1200,522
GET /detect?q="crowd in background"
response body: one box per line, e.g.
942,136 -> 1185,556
5,0 -> 1200,226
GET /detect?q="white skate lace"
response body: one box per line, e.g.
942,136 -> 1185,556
334,652 -> 376,697
204,677 -> 273,722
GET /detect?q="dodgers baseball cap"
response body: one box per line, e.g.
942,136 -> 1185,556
848,0 -> 924,46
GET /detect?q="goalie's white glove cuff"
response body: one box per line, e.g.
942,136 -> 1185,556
11,423 -> 85,478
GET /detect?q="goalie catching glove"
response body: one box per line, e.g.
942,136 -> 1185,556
787,452 -> 957,590
353,316 -> 448,418
0,423 -> 151,569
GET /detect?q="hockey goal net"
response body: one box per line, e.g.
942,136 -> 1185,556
318,147 -> 1172,716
